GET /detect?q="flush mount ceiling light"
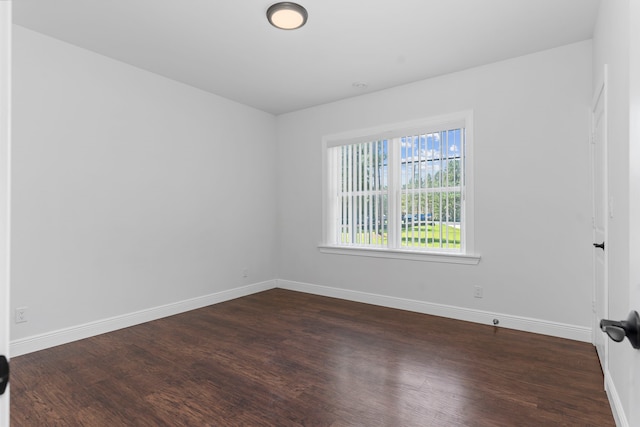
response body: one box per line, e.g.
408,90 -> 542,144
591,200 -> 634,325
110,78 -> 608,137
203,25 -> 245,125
267,2 -> 308,30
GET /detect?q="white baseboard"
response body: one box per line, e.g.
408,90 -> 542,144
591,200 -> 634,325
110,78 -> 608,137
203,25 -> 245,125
605,370 -> 628,427
277,279 -> 592,343
10,280 -> 277,357
11,278 -> 593,357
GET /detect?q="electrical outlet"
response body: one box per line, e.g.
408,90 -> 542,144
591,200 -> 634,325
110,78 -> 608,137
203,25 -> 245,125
242,268 -> 249,278
15,307 -> 28,323
474,286 -> 483,298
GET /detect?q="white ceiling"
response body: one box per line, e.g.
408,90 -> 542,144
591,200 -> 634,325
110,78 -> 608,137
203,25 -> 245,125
13,0 -> 600,115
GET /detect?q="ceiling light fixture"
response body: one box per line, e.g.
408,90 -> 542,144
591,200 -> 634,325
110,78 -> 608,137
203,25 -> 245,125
267,2 -> 308,30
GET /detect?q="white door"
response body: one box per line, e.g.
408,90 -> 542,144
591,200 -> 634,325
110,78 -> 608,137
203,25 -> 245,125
0,2 -> 11,426
629,3 -> 640,424
591,70 -> 608,375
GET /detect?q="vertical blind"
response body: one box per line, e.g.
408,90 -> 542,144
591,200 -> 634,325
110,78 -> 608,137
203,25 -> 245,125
335,139 -> 388,247
328,126 -> 465,253
400,128 -> 464,251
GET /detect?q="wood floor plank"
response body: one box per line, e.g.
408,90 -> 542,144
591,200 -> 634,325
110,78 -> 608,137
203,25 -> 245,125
10,289 -> 614,426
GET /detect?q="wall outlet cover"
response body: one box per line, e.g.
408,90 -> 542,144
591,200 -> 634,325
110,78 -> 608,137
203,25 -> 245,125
474,286 -> 483,298
15,307 -> 28,323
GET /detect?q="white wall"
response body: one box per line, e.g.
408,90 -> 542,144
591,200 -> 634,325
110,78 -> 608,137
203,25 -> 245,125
277,41 -> 593,333
11,25 -> 596,351
11,26 -> 278,342
594,1 -> 640,426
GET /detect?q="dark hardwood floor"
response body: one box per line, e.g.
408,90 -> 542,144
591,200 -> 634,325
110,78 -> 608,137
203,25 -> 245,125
10,289 -> 614,426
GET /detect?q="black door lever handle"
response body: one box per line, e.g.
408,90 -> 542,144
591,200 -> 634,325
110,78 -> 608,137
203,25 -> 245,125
0,355 -> 8,395
593,242 -> 605,250
600,311 -> 640,349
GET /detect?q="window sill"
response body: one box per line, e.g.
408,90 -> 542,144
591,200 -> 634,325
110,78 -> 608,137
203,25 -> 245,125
318,245 -> 481,265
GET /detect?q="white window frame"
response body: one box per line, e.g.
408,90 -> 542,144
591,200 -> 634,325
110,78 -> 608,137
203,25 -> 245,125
320,111 -> 480,265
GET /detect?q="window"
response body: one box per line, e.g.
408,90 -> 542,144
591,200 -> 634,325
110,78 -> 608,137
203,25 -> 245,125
321,112 -> 478,264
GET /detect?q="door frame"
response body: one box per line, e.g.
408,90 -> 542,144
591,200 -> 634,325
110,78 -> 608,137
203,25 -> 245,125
0,2 -> 11,426
591,65 -> 609,379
